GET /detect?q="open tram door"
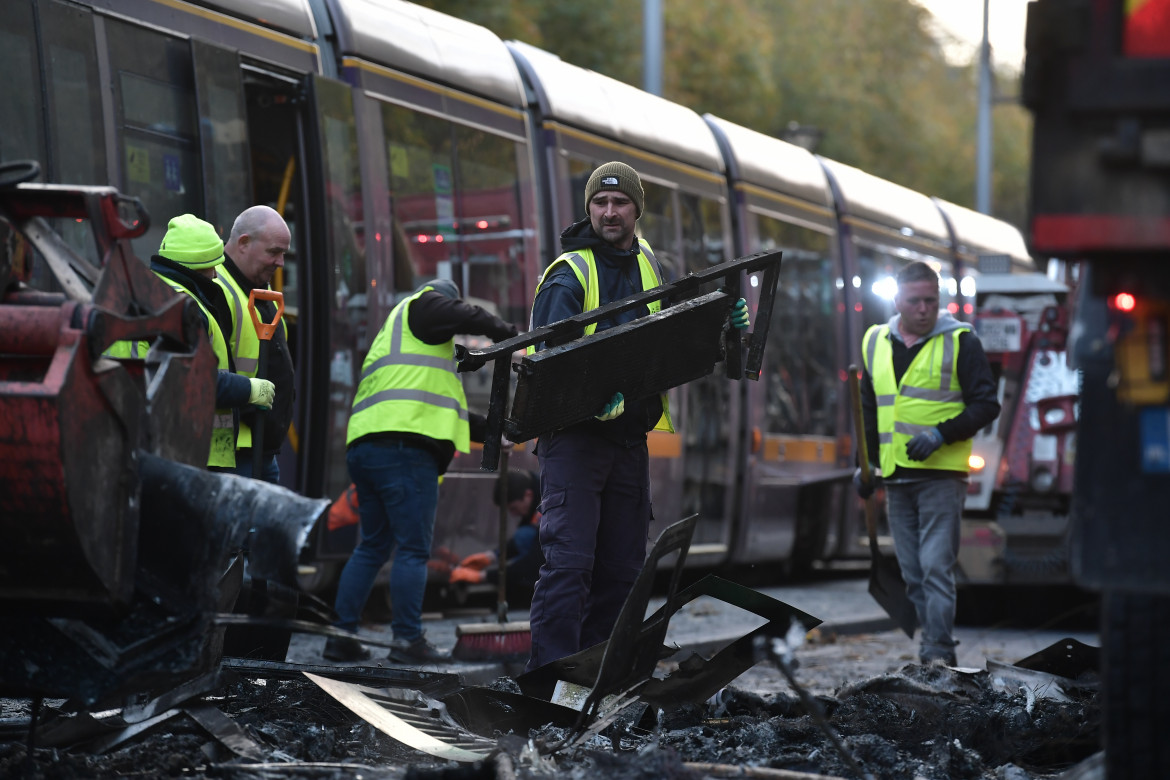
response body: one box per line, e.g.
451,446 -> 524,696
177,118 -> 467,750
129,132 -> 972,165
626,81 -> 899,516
243,72 -> 368,597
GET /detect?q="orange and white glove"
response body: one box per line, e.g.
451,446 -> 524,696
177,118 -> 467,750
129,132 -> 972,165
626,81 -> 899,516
459,551 -> 497,570
449,565 -> 487,584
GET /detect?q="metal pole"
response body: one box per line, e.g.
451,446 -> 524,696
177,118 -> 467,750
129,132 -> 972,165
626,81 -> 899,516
976,0 -> 993,214
643,0 -> 663,96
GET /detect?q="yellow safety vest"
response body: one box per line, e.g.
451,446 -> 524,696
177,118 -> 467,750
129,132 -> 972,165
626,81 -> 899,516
216,269 -> 287,449
105,271 -> 236,468
529,239 -> 674,433
863,324 -> 972,476
346,287 -> 470,451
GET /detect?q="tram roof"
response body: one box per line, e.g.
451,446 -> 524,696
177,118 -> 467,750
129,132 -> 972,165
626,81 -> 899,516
703,115 -> 832,209
507,41 -> 724,174
326,0 -> 525,106
197,0 -> 318,39
819,157 -> 951,246
933,198 -> 1033,270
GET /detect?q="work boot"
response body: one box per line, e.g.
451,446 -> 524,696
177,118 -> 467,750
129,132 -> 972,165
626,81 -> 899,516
387,635 -> 452,665
323,635 -> 371,663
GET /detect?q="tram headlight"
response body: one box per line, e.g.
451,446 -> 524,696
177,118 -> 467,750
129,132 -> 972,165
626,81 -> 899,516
1031,467 -> 1056,493
968,454 -> 986,471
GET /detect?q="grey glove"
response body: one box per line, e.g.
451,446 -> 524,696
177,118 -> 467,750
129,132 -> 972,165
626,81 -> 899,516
905,427 -> 944,461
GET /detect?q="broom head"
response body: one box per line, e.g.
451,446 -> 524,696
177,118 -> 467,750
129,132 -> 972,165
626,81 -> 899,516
451,621 -> 531,663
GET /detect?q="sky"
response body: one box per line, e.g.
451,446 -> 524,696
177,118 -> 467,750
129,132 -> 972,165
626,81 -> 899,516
912,0 -> 1033,71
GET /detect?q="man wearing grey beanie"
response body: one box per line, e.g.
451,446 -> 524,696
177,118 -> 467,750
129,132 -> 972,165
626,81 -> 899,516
524,161 -> 748,672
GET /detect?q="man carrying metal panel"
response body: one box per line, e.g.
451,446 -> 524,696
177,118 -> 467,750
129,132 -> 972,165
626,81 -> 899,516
524,161 -> 750,671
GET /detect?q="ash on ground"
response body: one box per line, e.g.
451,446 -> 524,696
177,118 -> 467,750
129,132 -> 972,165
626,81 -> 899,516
1,649 -> 1100,780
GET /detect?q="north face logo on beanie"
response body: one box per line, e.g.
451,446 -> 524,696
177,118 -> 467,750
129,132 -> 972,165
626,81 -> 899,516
601,176 -> 619,186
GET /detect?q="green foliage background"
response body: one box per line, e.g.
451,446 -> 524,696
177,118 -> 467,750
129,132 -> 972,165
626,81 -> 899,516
415,0 -> 1030,231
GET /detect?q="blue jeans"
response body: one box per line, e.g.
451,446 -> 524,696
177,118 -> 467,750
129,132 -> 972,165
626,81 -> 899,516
885,478 -> 967,658
332,441 -> 439,642
525,429 -> 651,672
231,451 -> 280,483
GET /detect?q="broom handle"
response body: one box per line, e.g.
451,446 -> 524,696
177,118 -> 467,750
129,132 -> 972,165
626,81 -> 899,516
847,364 -> 880,549
496,448 -> 509,624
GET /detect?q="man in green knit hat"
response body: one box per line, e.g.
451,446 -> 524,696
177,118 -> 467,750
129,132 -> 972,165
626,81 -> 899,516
106,214 -> 274,470
524,161 -> 749,671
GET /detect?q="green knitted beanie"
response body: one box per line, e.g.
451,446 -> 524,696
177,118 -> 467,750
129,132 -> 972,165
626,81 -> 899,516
158,214 -> 224,269
584,161 -> 644,217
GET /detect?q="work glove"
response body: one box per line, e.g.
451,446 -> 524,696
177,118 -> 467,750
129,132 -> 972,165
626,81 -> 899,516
906,427 -> 944,461
731,297 -> 750,330
459,551 -> 497,570
449,565 -> 487,585
595,391 -> 625,421
852,467 -> 877,499
248,377 -> 276,410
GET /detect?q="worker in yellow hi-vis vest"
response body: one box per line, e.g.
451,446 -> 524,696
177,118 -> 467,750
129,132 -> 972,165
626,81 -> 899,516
216,205 -> 293,483
104,215 -> 274,470
857,261 -> 1000,666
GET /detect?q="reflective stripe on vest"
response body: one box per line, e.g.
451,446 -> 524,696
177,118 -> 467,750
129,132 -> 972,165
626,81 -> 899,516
345,286 -> 470,451
528,239 -> 673,433
863,324 -> 971,475
216,270 -> 287,449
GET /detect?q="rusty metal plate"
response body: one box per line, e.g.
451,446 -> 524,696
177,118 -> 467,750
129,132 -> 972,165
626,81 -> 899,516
506,291 -> 730,441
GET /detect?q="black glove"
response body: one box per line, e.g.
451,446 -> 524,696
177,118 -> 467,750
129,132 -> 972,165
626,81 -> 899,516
905,427 -> 944,461
853,467 -> 875,499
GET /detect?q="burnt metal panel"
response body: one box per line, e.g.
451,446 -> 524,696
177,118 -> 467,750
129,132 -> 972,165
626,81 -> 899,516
457,249 -> 783,470
508,292 -> 728,442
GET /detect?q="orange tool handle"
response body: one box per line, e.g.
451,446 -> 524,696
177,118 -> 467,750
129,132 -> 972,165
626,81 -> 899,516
247,289 -> 285,341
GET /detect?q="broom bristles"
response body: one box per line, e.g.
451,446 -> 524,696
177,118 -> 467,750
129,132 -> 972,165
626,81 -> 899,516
451,622 -> 531,662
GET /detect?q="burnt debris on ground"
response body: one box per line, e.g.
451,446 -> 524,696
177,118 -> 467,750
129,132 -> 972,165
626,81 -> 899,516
1,648 -> 1100,780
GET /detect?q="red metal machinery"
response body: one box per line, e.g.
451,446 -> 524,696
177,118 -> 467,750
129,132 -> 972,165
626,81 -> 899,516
959,271 -> 1079,585
0,162 -> 328,706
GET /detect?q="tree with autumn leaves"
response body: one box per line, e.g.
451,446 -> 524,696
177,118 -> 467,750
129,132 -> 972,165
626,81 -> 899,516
416,0 -> 1030,231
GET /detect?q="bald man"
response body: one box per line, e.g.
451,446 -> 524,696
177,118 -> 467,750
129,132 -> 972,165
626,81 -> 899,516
216,206 -> 295,482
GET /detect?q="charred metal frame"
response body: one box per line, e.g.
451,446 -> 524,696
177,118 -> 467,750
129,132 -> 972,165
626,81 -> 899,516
456,249 -> 783,470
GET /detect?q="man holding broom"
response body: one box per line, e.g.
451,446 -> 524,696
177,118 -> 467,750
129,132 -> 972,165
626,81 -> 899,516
323,278 -> 517,664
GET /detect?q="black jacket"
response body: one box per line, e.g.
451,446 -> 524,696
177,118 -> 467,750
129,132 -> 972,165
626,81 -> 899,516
221,254 -> 296,456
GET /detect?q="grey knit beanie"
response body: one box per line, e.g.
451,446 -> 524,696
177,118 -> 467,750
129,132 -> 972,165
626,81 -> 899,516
584,161 -> 644,217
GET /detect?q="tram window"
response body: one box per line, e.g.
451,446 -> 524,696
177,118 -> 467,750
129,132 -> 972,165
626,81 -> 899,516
637,181 -> 679,278
679,193 -> 727,273
0,3 -> 43,167
754,213 -> 836,436
383,105 -> 454,292
452,125 -> 531,328
42,0 -> 106,266
106,19 -> 203,260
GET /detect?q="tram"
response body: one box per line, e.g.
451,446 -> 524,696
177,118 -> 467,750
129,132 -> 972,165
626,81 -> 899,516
2,0 -> 1037,595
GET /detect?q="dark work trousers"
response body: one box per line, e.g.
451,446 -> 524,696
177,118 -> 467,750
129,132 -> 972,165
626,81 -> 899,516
524,428 -> 652,672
